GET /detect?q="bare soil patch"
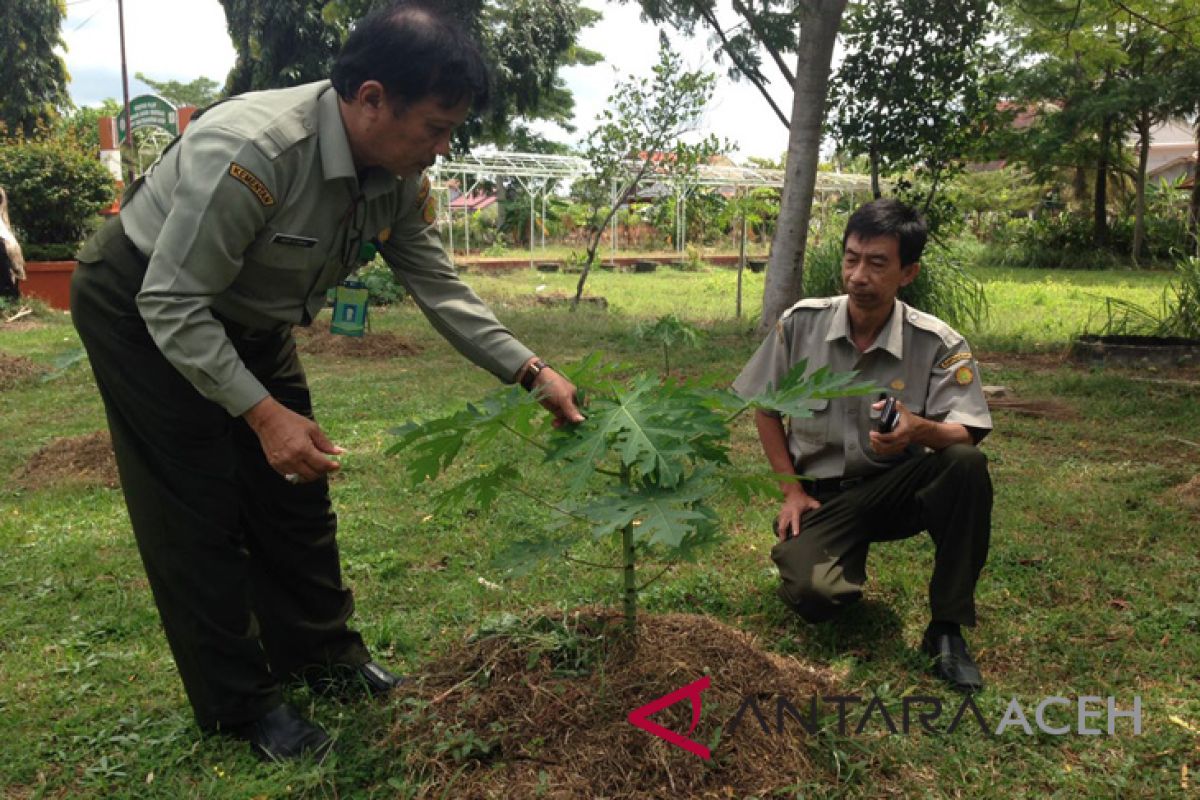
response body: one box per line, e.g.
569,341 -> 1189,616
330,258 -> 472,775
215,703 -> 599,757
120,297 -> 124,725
987,396 -> 1078,420
388,611 -> 839,799
0,352 -> 48,391
14,431 -> 120,491
294,320 -> 421,359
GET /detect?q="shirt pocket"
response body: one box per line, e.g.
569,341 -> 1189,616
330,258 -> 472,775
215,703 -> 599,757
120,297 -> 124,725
788,398 -> 830,447
245,226 -> 330,272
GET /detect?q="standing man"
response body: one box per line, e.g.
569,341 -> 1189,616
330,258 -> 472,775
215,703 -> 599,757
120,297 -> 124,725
733,199 -> 993,691
71,1 -> 582,761
0,186 -> 25,300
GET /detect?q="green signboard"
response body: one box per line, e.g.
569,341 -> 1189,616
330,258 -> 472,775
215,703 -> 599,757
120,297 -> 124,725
117,95 -> 178,143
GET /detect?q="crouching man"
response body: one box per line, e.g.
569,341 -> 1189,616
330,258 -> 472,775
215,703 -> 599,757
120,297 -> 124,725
733,199 -> 993,691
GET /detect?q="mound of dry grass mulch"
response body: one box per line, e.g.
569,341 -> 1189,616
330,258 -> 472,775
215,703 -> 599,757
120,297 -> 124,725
13,431 -> 120,491
0,352 -> 48,391
386,611 -> 839,799
294,319 -> 421,359
986,396 -> 1078,420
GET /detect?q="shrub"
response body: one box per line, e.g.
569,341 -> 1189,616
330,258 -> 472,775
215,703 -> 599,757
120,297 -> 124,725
357,259 -> 407,305
0,132 -> 116,247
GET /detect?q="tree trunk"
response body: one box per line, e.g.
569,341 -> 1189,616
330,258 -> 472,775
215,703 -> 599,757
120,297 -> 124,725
737,193 -> 746,318
870,141 -> 881,199
758,0 -> 848,335
1190,114 -> 1200,258
1094,115 -> 1111,248
1132,111 -> 1151,266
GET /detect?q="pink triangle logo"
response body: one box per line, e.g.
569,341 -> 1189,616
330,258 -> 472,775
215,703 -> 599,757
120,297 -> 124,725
626,676 -> 713,760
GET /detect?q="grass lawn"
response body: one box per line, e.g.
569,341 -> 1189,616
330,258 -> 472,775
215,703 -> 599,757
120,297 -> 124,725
1,264 -> 1197,798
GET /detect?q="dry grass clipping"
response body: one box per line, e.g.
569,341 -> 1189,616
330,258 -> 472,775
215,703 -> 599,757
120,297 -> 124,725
385,611 -> 839,799
0,352 -> 47,391
14,431 -> 120,490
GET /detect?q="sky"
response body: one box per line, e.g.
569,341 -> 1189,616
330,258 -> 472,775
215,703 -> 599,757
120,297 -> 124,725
59,0 -> 797,162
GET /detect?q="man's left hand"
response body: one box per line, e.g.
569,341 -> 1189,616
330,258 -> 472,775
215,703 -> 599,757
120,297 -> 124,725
532,367 -> 585,428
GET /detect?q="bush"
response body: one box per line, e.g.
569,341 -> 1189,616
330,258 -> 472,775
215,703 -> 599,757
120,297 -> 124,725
357,259 -> 407,306
976,213 -> 1189,270
0,132 -> 116,247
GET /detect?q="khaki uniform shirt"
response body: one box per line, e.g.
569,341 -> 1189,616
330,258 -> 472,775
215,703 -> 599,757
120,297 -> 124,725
118,80 -> 532,417
732,295 -> 992,480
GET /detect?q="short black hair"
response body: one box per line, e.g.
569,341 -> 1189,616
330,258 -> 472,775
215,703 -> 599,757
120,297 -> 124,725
842,199 -> 928,266
331,1 -> 489,111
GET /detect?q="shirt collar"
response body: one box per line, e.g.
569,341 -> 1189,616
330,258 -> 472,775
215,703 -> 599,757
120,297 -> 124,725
825,295 -> 905,359
317,84 -> 398,200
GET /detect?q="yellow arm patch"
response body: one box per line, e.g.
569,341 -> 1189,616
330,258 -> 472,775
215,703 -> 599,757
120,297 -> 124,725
228,163 -> 275,207
939,351 -> 973,370
421,196 -> 437,225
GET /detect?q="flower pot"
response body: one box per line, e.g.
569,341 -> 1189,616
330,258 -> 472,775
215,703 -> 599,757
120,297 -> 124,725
23,260 -> 76,310
748,259 -> 767,273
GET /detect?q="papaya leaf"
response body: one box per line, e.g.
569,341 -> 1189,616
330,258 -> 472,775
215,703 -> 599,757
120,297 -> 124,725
749,358 -> 880,419
491,529 -> 583,578
432,464 -> 521,514
570,467 -> 720,549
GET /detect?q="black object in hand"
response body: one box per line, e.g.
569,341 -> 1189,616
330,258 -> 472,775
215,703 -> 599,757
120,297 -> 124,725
877,396 -> 899,433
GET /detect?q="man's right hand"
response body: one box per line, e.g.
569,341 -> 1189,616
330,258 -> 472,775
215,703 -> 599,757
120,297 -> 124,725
776,490 -> 822,542
243,396 -> 345,483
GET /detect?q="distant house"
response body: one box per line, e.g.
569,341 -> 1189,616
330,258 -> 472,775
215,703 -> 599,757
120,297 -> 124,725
1137,119 -> 1197,186
449,191 -> 497,213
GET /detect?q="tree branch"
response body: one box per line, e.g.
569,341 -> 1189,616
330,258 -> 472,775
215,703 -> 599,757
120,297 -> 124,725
696,4 -> 791,128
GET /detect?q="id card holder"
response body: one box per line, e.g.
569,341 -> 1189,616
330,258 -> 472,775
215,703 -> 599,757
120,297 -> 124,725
330,280 -> 369,337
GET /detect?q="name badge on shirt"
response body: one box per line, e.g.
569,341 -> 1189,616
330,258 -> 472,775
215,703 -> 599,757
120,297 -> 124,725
271,233 -> 319,248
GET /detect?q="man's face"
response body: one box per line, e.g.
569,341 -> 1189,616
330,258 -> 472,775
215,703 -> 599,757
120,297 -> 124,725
841,233 -> 918,315
363,93 -> 469,178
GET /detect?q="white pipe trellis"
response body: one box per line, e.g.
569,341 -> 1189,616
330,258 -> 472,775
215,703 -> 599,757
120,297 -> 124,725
429,151 -> 872,263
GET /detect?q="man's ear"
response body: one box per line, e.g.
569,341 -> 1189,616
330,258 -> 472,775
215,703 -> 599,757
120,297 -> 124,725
355,80 -> 386,112
900,261 -> 921,287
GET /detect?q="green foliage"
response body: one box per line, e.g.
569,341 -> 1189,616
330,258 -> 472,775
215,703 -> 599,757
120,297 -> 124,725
357,260 -> 407,305
0,0 -> 72,138
633,313 -> 702,374
55,100 -> 123,156
388,355 -> 876,631
134,73 -> 222,108
0,134 -> 116,246
978,211 -> 1190,270
1093,255 -> 1200,338
828,0 -> 1007,229
219,0 -> 342,94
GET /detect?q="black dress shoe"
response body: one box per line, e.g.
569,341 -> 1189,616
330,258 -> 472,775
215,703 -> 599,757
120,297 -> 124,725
232,703 -> 332,763
300,660 -> 406,699
921,630 -> 984,692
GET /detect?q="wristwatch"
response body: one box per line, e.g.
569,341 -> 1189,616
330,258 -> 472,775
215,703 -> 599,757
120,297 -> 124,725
519,358 -> 550,391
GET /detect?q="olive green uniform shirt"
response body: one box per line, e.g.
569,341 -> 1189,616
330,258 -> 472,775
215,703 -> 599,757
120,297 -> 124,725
732,296 -> 992,480
119,80 -> 533,417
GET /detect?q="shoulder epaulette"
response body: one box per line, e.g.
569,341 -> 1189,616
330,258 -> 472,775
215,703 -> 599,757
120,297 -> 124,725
902,305 -> 962,348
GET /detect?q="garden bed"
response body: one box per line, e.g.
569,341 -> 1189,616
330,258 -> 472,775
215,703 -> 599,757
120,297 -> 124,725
1069,334 -> 1200,368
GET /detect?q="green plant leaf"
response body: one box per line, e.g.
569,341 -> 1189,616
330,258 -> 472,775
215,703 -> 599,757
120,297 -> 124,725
748,359 -> 880,419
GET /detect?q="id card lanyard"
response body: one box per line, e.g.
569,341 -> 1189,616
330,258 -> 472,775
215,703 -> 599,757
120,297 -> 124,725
329,191 -> 377,338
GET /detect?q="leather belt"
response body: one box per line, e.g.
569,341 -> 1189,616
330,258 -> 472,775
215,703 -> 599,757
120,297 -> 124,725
801,476 -> 866,495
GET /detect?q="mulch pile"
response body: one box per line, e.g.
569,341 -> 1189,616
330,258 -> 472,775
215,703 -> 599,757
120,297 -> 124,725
986,396 -> 1078,420
387,611 -> 839,799
0,352 -> 48,391
13,431 -> 120,491
294,320 -> 421,359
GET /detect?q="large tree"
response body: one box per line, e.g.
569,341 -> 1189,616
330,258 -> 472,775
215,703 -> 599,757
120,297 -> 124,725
0,0 -> 72,137
218,0 -> 600,150
828,0 -> 1006,220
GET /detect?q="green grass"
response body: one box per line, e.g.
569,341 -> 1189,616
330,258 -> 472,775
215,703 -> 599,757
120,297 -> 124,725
1,267 -> 1197,798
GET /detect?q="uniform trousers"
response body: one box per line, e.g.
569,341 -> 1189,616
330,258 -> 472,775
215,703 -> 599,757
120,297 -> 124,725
70,217 -> 368,731
771,444 -> 992,627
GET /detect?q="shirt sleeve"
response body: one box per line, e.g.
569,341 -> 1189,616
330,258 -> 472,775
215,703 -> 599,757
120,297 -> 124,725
378,185 -> 533,383
731,316 -> 793,413
134,128 -> 279,417
924,338 -> 993,439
